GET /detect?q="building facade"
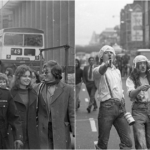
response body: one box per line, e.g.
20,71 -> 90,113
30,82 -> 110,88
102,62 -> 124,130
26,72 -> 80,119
120,1 -> 144,51
0,0 -> 75,69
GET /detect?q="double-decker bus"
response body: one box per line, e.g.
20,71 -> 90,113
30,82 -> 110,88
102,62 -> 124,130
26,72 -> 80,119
0,28 -> 44,72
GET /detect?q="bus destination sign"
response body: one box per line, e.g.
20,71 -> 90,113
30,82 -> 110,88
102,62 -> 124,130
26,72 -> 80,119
11,48 -> 22,55
16,57 -> 30,61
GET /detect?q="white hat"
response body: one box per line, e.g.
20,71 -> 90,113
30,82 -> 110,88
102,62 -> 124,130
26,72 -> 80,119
99,45 -> 116,59
133,55 -> 148,67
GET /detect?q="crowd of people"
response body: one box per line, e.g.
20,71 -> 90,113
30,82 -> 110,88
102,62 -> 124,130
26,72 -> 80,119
0,60 -> 75,149
1,45 -> 150,149
76,45 -> 150,149
115,52 -> 132,77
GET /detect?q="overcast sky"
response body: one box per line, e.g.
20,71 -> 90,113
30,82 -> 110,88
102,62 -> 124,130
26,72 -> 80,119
75,0 -> 134,46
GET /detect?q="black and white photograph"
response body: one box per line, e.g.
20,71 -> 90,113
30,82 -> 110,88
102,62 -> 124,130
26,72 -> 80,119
0,0 -> 150,149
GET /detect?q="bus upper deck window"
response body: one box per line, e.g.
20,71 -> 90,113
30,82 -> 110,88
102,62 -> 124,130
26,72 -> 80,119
24,34 -> 43,47
4,33 -> 23,46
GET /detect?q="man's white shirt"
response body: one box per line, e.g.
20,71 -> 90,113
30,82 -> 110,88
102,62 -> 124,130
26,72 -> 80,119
93,63 -> 124,102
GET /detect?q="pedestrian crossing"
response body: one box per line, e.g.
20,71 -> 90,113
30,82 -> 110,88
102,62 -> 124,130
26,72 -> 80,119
89,118 -> 97,132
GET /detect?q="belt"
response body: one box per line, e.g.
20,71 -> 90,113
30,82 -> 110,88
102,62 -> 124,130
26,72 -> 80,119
101,98 -> 122,103
134,101 -> 150,104
101,99 -> 124,107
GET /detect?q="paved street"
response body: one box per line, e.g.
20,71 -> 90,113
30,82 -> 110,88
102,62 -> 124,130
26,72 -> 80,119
76,78 -> 135,149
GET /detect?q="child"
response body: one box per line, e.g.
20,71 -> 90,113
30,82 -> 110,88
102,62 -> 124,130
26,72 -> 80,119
0,73 -> 23,149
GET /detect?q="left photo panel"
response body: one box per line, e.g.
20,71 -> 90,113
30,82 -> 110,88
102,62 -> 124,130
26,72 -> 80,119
0,0 -> 75,149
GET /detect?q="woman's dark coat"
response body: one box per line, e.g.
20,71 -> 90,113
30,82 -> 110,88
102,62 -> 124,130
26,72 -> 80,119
9,87 -> 40,149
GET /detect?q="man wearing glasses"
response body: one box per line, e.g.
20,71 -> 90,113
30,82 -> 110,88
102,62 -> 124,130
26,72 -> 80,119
33,60 -> 75,149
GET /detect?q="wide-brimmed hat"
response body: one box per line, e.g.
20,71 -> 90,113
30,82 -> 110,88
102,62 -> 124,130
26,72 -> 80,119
99,45 -> 116,59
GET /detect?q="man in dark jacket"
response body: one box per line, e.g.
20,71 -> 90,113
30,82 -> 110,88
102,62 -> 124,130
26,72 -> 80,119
34,60 -> 75,149
0,73 -> 23,149
83,56 -> 97,113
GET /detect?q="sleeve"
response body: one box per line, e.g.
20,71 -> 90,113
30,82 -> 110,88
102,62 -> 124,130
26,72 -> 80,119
126,77 -> 135,97
93,66 -> 102,79
7,93 -> 23,141
82,67 -> 86,84
68,85 -> 75,137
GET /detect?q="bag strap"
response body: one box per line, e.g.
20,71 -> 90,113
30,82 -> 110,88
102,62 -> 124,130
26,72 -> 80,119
105,74 -> 113,98
105,73 -> 125,108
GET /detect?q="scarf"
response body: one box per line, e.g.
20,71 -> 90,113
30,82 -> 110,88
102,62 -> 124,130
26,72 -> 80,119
44,79 -> 60,86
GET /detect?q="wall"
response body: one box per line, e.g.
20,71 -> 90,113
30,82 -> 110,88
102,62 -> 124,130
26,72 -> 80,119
8,0 -> 74,68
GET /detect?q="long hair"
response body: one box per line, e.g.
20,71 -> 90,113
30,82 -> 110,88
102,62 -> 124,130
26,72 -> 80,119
5,68 -> 14,77
76,58 -> 80,69
129,62 -> 150,88
11,65 -> 32,89
43,60 -> 62,80
32,69 -> 41,83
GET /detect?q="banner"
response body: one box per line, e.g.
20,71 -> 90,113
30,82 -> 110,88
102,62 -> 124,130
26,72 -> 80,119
131,11 -> 143,41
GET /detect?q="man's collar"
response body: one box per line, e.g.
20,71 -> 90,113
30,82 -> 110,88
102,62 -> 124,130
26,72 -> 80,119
140,74 -> 147,78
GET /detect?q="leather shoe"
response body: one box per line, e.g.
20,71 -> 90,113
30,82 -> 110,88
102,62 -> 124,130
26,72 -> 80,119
86,107 -> 91,113
95,144 -> 100,149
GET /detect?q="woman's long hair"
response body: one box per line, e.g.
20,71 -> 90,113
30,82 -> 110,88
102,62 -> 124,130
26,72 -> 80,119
11,65 -> 32,89
32,70 -> 41,83
129,62 -> 150,88
76,58 -> 80,69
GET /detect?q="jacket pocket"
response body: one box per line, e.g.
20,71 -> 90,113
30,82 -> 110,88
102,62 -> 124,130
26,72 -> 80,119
0,101 -> 8,116
0,101 -> 8,108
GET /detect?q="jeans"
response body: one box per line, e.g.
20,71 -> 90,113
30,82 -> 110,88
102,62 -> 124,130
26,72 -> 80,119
132,102 -> 150,149
86,81 -> 97,110
97,99 -> 132,149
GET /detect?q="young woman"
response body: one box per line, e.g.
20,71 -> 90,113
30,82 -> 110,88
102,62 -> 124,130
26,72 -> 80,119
10,64 -> 40,149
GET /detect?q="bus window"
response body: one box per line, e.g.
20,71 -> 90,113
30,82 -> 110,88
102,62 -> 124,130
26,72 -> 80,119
24,49 -> 35,56
4,33 -> 23,46
24,34 -> 43,47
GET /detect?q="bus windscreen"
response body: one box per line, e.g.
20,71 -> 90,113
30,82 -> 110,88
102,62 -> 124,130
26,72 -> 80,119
24,34 -> 43,47
4,33 -> 23,46
4,33 -> 43,47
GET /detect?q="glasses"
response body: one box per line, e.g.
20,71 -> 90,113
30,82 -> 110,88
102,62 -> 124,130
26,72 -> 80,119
42,70 -> 51,75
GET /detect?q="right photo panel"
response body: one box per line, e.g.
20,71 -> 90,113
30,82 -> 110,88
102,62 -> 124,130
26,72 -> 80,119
75,0 -> 149,149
